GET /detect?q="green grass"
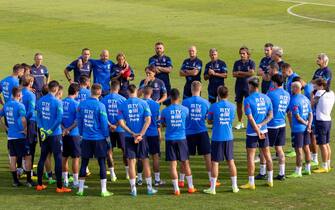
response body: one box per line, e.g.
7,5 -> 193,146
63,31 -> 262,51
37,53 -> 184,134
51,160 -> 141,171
0,0 -> 335,209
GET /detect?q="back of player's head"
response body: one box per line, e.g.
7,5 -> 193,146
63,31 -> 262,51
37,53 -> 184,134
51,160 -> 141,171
13,64 -> 23,73
48,80 -> 60,93
42,84 -> 49,96
239,46 -> 250,55
292,76 -> 302,83
271,74 -> 284,86
217,85 -> 228,99
272,46 -> 283,57
248,76 -> 259,88
191,81 -> 202,93
68,83 -> 80,95
12,87 -> 22,98
170,88 -> 180,101
21,74 -> 34,87
127,84 -> 137,94
314,78 -> 328,91
269,61 -> 279,71
143,86 -> 153,96
264,43 -> 273,48
91,83 -> 102,96
111,80 -> 120,91
318,53 -> 329,66
79,75 -> 89,85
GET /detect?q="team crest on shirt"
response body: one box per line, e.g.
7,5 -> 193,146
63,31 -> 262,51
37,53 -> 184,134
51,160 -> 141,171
216,64 -> 219,69
107,64 -> 110,69
41,69 -> 44,74
154,83 -> 158,88
162,57 -> 166,62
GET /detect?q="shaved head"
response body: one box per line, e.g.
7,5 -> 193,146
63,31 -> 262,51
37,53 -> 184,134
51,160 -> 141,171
100,49 -> 109,61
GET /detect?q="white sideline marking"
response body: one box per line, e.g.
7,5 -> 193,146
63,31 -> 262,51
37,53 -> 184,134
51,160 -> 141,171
278,0 -> 335,24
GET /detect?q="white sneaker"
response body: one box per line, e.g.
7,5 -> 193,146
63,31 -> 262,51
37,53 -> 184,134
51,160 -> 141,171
235,122 -> 244,130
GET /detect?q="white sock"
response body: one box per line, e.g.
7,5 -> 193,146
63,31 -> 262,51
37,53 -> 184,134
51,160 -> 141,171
279,164 -> 285,176
154,172 -> 160,182
62,172 -> 68,184
231,176 -> 237,189
295,166 -> 302,175
322,162 -> 328,169
327,160 -> 331,168
305,163 -> 311,172
22,159 -> 27,171
179,173 -> 185,182
31,170 -> 34,177
248,176 -> 255,185
267,171 -> 273,183
137,173 -> 143,181
186,175 -> 194,189
129,178 -> 136,192
101,179 -> 107,193
73,173 -> 79,185
208,171 -> 211,181
312,153 -> 318,162
260,164 -> 266,175
125,166 -> 129,177
79,179 -> 85,193
146,177 -> 153,191
86,167 -> 90,173
172,179 -> 179,192
109,167 -> 115,176
210,177 -> 217,191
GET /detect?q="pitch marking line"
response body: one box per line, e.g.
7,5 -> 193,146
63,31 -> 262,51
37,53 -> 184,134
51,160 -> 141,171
277,0 -> 335,23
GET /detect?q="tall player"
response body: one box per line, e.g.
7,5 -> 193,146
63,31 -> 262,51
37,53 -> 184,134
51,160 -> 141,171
64,48 -> 92,83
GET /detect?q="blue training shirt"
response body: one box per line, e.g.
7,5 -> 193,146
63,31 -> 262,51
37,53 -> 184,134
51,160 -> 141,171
143,98 -> 160,137
208,100 -> 236,141
0,76 -> 19,103
0,100 -> 26,139
21,87 -> 36,121
76,87 -> 91,102
62,97 -> 79,136
267,87 -> 290,128
90,59 -> 114,92
161,104 -> 189,141
285,72 -> 299,95
77,97 -> 109,140
288,93 -> 312,133
101,93 -> 126,133
182,96 -> 210,135
117,97 -> 152,137
244,92 -> 273,136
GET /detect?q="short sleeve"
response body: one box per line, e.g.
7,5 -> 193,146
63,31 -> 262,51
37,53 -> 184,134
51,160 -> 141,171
244,99 -> 251,115
207,105 -> 214,121
143,102 -> 152,117
66,60 -> 77,71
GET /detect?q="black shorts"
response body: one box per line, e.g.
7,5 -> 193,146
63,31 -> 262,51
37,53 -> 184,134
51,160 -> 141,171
235,88 -> 249,103
81,140 -> 107,158
211,141 -> 234,162
268,127 -> 286,147
125,136 -> 149,159
315,121 -> 331,145
27,121 -> 37,144
261,80 -> 271,94
62,135 -> 81,158
186,132 -> 211,156
147,136 -> 160,155
40,135 -> 63,155
8,139 -> 30,157
246,134 -> 269,149
110,132 -> 126,150
292,131 -> 311,148
165,140 -> 189,161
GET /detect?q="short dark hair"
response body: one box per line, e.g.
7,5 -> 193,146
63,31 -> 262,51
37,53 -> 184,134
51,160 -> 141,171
42,84 -> 49,96
91,83 -> 102,96
143,86 -> 153,96
111,80 -> 120,91
292,76 -> 302,83
155,41 -> 164,46
13,64 -> 23,73
127,84 -> 137,94
314,78 -> 328,91
217,85 -> 228,99
271,74 -> 284,86
269,61 -> 279,71
68,83 -> 80,95
170,88 -> 180,101
239,46 -> 250,55
281,62 -> 291,70
48,80 -> 60,92
145,65 -> 156,73
12,87 -> 22,97
248,77 -> 259,88
21,74 -> 34,87
82,48 -> 90,53
79,75 -> 89,85
264,43 -> 274,48
21,63 -> 31,70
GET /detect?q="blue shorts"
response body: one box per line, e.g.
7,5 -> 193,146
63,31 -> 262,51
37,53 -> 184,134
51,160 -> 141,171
40,135 -> 63,155
235,88 -> 249,103
315,121 -> 331,145
268,127 -> 286,147
125,136 -> 149,159
8,139 -> 30,157
62,135 -> 81,158
292,131 -> 311,148
27,121 -> 37,144
81,140 -> 107,158
211,141 -> 234,162
246,134 -> 269,148
110,132 -> 125,150
147,136 -> 160,155
186,131 -> 211,156
165,140 -> 189,161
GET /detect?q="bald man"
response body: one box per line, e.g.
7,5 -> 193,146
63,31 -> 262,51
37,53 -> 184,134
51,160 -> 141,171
180,46 -> 203,99
83,50 -> 114,96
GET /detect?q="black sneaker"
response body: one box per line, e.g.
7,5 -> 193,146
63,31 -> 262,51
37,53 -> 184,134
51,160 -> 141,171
12,181 -> 23,187
255,173 -> 267,180
275,175 -> 286,181
26,181 -> 37,187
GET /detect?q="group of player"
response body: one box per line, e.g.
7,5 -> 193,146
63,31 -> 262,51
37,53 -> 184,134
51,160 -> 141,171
0,42 -> 334,197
